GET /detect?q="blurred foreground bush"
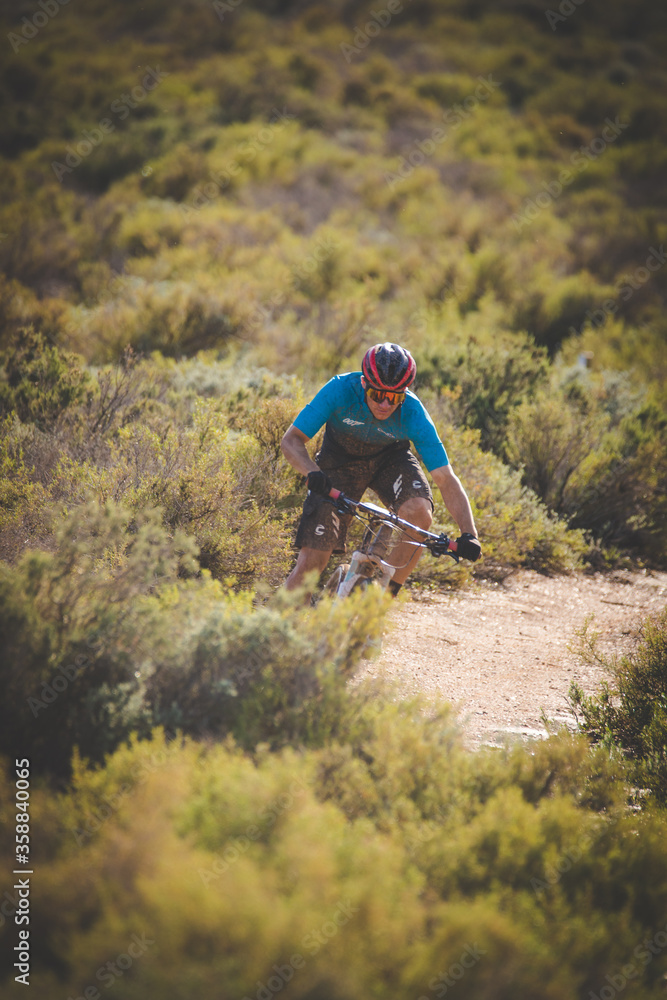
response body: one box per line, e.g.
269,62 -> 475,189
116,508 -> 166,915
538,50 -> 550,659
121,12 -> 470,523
0,498 -> 387,780
1,723 -> 667,997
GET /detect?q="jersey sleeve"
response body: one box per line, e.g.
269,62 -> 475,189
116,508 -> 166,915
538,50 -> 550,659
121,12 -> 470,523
406,402 -> 449,471
292,377 -> 340,439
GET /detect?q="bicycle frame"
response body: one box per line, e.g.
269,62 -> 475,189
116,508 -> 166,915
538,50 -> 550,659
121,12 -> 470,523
324,488 -> 459,597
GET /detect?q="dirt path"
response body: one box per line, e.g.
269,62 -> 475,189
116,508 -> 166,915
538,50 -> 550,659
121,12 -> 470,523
357,569 -> 667,748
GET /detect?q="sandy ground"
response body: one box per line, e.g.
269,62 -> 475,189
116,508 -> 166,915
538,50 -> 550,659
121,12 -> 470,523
357,568 -> 667,748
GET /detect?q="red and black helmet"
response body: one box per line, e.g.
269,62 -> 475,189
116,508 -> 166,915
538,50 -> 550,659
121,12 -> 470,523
362,343 -> 416,392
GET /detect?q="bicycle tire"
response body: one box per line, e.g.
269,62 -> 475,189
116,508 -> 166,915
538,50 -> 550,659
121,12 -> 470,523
323,564 -> 349,595
361,519 -> 394,560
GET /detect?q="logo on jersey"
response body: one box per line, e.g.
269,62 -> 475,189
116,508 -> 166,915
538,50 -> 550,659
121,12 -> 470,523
393,474 -> 403,498
315,525 -> 325,536
343,418 -> 364,426
412,480 -> 423,489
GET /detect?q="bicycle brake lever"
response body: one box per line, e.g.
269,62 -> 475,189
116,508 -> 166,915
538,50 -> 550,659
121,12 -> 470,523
433,533 -> 459,562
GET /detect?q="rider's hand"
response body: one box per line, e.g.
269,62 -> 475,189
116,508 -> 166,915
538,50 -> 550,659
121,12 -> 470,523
306,469 -> 333,496
455,532 -> 481,562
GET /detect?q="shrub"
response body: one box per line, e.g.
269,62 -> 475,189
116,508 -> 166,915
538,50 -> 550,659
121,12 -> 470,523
506,376 -> 667,563
69,280 -> 243,361
414,333 -> 549,455
3,726 -> 667,998
101,401 -> 295,586
566,403 -> 667,564
0,328 -> 91,431
0,500 -> 199,779
505,378 -> 611,511
144,581 -> 389,752
0,415 -> 52,560
412,398 -> 585,582
569,609 -> 667,806
0,497 -> 389,778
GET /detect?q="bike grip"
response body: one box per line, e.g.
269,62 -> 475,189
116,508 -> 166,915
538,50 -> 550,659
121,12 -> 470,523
329,487 -> 342,500
448,538 -> 458,553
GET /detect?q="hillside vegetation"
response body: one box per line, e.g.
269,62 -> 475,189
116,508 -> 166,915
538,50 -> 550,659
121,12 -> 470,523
1,0 -> 665,571
1,1 -> 667,997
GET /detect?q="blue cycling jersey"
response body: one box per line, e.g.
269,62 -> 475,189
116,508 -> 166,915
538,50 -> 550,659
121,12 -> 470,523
293,372 -> 449,471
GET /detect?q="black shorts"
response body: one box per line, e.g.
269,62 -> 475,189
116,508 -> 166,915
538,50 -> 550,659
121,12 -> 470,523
294,431 -> 433,553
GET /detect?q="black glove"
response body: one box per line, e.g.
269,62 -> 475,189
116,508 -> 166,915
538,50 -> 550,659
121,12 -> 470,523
306,469 -> 333,496
456,532 -> 481,562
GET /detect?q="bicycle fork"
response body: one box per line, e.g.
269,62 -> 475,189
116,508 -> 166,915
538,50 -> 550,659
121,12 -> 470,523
337,550 -> 396,597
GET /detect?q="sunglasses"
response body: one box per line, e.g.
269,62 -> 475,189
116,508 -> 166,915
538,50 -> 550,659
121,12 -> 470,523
366,386 -> 406,406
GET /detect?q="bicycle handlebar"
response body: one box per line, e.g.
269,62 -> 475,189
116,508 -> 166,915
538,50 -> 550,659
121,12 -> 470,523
327,488 -> 459,560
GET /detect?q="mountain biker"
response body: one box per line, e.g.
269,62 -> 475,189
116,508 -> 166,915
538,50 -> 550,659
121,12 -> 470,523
281,342 -> 481,596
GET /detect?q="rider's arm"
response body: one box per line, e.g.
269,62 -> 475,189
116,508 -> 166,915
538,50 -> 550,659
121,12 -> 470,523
280,424 -> 320,477
430,464 -> 478,537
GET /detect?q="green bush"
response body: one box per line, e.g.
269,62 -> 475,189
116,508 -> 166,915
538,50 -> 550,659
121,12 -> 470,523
2,726 -> 667,998
0,328 -> 91,431
0,498 -> 389,779
505,377 -> 611,511
414,333 -> 549,455
569,609 -> 667,806
0,500 -> 198,779
412,397 -> 586,583
506,374 -> 667,563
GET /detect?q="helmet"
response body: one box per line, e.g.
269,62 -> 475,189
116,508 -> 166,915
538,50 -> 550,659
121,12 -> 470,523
362,343 -> 416,392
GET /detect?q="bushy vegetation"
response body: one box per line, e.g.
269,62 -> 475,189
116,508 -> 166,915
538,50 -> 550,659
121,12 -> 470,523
3,720 -> 667,998
1,493 -> 665,995
1,0 -> 665,564
570,609 -> 667,806
1,2 -> 667,996
0,328 -> 586,585
0,496 -> 390,780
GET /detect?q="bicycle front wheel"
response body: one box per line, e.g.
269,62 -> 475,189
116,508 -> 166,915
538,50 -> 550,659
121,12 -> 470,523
323,564 -> 350,596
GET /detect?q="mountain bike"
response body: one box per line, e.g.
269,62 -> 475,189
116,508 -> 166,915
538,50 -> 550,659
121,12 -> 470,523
322,488 -> 460,598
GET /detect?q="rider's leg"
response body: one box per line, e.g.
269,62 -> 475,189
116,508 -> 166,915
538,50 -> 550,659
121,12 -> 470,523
388,497 -> 433,585
285,545 -> 333,594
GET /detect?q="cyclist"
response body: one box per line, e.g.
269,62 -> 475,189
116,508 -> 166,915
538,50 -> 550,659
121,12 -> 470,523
281,342 -> 481,595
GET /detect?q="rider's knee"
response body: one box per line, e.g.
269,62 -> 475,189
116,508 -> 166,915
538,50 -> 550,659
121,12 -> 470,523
399,498 -> 433,530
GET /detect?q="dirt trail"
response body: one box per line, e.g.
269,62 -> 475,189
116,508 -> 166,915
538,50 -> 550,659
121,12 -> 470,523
357,569 -> 667,747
